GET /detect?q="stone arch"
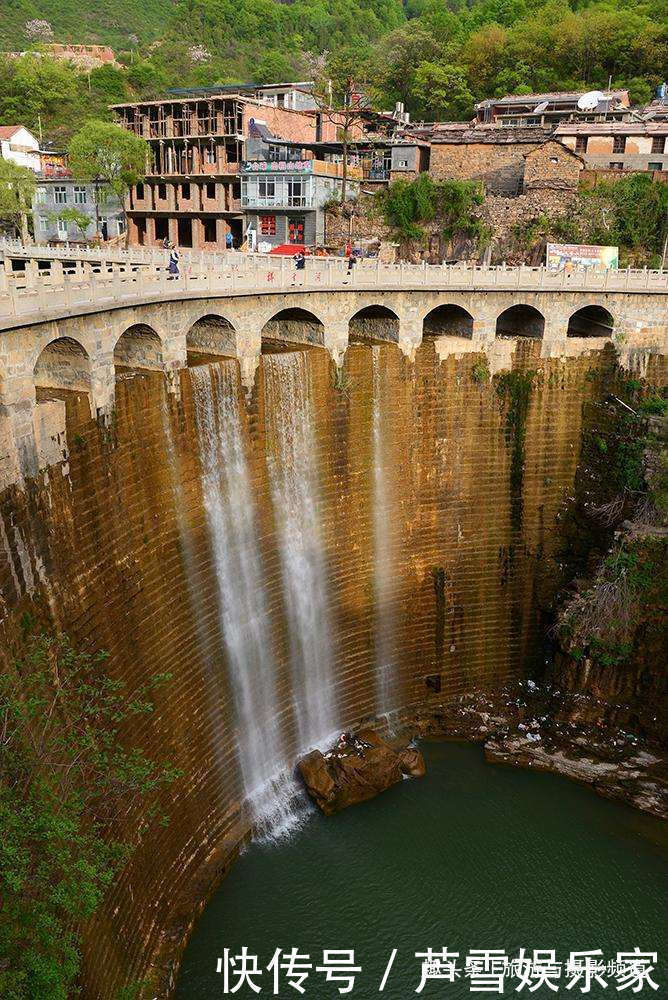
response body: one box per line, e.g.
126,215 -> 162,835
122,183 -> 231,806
348,305 -> 399,345
567,305 -> 614,338
186,313 -> 237,366
423,304 -> 474,339
114,324 -> 163,371
261,308 -> 325,354
496,304 -> 545,339
33,336 -> 91,396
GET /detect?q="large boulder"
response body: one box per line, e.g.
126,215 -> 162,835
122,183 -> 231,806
298,731 -> 425,815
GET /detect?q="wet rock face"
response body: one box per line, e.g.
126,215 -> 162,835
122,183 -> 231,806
298,731 -> 425,815
412,683 -> 668,820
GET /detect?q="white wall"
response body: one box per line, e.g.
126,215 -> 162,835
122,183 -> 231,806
1,128 -> 41,172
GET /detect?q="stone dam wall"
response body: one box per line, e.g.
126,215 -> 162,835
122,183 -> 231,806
0,338 -> 666,998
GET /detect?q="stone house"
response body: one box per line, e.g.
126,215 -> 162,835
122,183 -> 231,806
523,140 -> 584,191
428,126 -> 553,195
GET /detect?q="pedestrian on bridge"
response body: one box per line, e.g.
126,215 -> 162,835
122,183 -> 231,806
168,246 -> 180,280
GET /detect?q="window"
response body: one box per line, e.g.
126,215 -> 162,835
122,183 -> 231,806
38,216 -> 48,232
286,178 -> 304,206
204,146 -> 216,164
73,186 -> 86,204
575,136 -> 587,153
651,136 -> 665,154
203,217 -> 217,243
648,161 -> 662,171
258,178 -> 276,202
181,182 -> 191,199
157,183 -> 167,200
612,136 -> 626,153
57,218 -> 68,238
54,186 -> 67,205
136,182 -> 145,199
288,217 -> 305,243
268,144 -> 282,162
260,214 -> 276,236
35,187 -> 47,204
206,182 -> 216,199
609,161 -> 624,170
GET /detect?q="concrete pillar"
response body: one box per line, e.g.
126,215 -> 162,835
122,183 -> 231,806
191,217 -> 203,251
128,217 -> 139,246
168,217 -> 178,246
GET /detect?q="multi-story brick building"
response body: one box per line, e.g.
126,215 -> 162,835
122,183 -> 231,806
112,91 -> 340,250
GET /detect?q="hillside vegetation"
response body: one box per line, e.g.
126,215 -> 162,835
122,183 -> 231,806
0,0 -> 666,144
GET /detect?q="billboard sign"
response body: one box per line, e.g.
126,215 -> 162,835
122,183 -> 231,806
546,243 -> 619,271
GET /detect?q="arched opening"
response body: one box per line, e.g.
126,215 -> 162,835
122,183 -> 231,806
114,324 -> 163,372
567,305 -> 614,338
496,304 -> 545,339
186,315 -> 236,366
348,306 -> 399,345
33,337 -> 91,400
261,308 -> 324,354
423,304 -> 474,339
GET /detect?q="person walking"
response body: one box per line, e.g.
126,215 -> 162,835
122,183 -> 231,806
226,230 -> 234,250
343,250 -> 356,284
167,245 -> 180,280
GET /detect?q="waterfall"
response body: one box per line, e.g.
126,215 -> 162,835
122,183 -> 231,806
372,346 -> 399,720
192,363 -> 307,837
263,352 -> 339,754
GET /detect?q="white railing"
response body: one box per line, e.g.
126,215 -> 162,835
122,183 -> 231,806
0,243 -> 666,327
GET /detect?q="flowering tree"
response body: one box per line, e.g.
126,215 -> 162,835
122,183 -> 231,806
24,19 -> 54,43
189,45 -> 211,64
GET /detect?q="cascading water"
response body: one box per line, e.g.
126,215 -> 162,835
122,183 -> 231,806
372,347 -> 400,722
192,363 -> 307,837
263,352 -> 339,754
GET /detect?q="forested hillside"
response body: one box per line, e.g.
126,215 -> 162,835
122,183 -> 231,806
0,0 -> 666,143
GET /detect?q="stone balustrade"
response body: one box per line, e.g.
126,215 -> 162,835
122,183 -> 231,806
0,244 -> 666,329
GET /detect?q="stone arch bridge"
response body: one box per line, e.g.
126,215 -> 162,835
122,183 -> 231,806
1,250 -> 666,485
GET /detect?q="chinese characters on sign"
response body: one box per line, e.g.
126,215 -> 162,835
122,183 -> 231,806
215,947 -> 659,994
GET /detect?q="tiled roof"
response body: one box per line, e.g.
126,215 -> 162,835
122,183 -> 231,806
475,90 -> 629,108
0,125 -> 23,139
430,125 -> 553,144
555,121 -> 668,135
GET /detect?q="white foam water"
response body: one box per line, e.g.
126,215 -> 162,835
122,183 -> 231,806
192,363 -> 301,836
263,352 -> 339,753
372,346 -> 400,719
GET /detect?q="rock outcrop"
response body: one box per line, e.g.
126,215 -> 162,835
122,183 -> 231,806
298,730 -> 425,815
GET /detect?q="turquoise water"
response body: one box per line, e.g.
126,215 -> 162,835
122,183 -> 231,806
176,743 -> 667,998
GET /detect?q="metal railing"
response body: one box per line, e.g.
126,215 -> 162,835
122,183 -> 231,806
0,242 -> 666,328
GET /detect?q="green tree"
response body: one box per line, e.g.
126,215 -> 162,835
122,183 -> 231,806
0,160 -> 36,244
51,206 -> 93,241
412,62 -> 474,121
0,628 -> 178,1000
68,121 -> 149,246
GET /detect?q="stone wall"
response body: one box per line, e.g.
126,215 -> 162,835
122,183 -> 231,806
0,340 -> 665,998
523,141 -> 583,191
429,141 -> 544,195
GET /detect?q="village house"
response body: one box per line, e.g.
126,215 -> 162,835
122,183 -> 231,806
555,121 -> 668,173
426,125 -> 553,195
475,89 -> 632,127
112,89 -> 343,249
32,178 -> 125,243
0,125 -> 42,172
